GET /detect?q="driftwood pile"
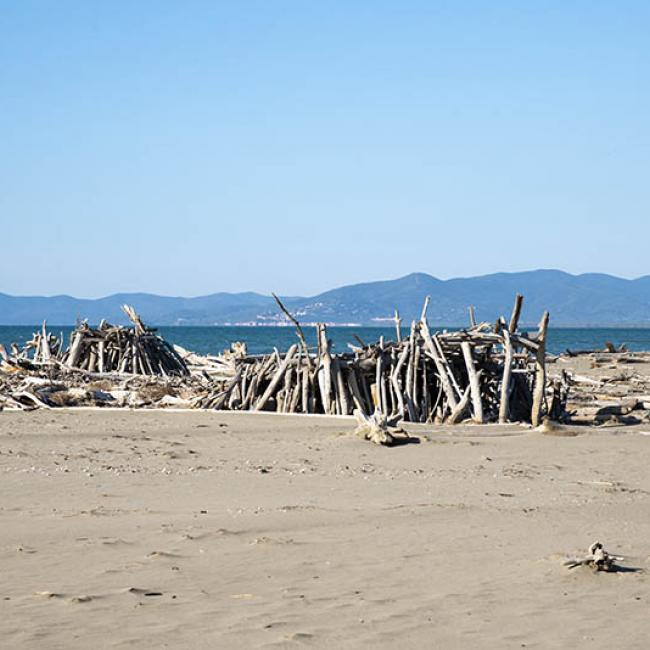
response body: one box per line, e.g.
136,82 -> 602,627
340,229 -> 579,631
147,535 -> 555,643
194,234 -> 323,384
553,350 -> 650,426
9,305 -> 189,377
0,369 -> 202,411
173,342 -> 247,381
0,306 -> 197,410
197,295 -> 556,426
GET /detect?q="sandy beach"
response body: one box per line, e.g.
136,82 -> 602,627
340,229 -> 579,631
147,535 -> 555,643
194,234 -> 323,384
1,410 -> 649,649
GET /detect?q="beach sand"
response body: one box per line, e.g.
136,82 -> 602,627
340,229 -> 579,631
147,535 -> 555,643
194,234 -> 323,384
1,410 -> 649,649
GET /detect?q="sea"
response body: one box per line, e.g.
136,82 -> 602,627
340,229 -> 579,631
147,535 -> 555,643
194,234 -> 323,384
3,325 -> 650,357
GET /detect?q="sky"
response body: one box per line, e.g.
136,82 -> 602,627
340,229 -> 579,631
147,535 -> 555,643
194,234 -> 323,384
1,1 -> 649,298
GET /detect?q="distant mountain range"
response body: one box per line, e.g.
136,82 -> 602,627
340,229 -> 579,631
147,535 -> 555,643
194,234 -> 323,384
2,270 -> 650,327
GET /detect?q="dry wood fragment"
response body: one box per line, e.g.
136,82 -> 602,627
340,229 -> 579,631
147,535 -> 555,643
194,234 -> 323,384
461,341 -> 484,423
531,311 -> 550,427
499,328 -> 513,423
352,408 -> 402,446
564,542 -> 624,572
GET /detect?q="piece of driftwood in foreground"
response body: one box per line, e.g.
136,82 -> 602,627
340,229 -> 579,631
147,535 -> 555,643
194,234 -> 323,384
353,408 -> 413,445
563,542 -> 624,572
198,294 -> 556,425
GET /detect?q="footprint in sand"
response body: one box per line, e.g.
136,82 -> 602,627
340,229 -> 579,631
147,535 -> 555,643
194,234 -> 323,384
68,595 -> 93,604
250,536 -> 296,546
127,587 -> 163,597
284,632 -> 315,642
146,550 -> 182,559
33,591 -> 63,599
181,528 -> 240,541
32,591 -> 99,605
100,537 -> 133,546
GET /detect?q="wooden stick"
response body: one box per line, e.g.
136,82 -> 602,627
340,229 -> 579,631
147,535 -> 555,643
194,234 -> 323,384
347,368 -> 367,414
254,344 -> 298,411
461,341 -> 484,423
509,294 -> 524,333
531,311 -> 549,427
420,295 -> 430,323
301,366 -> 310,413
390,343 -> 409,418
317,325 -> 334,414
499,328 -> 513,423
335,359 -> 350,415
40,322 -> 51,361
433,335 -> 462,398
420,319 -> 458,410
447,386 -> 471,424
272,293 -> 312,370
468,306 -> 477,328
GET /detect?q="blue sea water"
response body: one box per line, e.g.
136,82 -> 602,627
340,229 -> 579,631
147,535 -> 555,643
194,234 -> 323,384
2,325 -> 650,357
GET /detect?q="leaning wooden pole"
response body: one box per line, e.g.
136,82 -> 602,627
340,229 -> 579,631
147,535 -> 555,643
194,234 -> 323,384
254,344 -> 298,411
420,319 -> 458,411
272,293 -> 312,371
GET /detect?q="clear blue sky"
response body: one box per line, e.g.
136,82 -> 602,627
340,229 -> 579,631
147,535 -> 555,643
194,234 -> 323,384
1,1 -> 648,298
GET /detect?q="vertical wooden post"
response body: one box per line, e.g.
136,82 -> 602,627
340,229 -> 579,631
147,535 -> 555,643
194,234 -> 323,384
461,341 -> 484,424
508,294 -> 524,333
394,309 -> 402,343
499,329 -> 513,423
374,354 -> 383,412
531,311 -> 550,427
390,342 -> 409,418
40,321 -> 51,361
317,325 -> 333,414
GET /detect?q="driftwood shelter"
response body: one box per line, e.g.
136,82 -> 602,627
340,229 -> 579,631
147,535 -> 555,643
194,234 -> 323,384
11,305 -> 189,377
194,294 -> 554,426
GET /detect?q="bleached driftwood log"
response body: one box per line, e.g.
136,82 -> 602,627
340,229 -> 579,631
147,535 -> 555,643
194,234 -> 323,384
352,408 -> 410,446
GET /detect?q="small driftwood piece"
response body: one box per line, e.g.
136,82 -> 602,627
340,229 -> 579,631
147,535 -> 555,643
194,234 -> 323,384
353,408 -> 406,446
563,542 -> 624,572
